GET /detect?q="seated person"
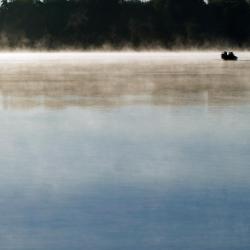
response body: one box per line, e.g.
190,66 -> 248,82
221,51 -> 228,59
228,52 -> 237,59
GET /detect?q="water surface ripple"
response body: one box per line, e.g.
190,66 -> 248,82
0,52 -> 249,250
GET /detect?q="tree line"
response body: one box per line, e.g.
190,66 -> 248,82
0,0 -> 250,49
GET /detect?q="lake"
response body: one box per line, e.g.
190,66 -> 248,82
0,52 -> 250,250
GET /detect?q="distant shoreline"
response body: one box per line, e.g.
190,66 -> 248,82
0,46 -> 249,53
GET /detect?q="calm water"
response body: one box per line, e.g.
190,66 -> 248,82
0,52 -> 250,249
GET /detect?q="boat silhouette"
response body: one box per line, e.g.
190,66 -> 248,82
221,51 -> 238,61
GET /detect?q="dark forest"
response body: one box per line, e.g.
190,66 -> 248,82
0,0 -> 250,49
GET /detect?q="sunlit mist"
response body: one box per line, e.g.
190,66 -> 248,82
0,51 -> 250,110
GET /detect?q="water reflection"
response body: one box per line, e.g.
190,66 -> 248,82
0,52 -> 250,249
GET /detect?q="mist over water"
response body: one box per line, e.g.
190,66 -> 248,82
0,51 -> 250,108
0,52 -> 250,249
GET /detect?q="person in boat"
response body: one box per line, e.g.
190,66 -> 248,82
228,52 -> 237,60
221,51 -> 228,60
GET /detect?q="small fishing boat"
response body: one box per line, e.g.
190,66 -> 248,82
221,51 -> 238,61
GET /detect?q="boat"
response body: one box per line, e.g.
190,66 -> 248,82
221,51 -> 238,61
